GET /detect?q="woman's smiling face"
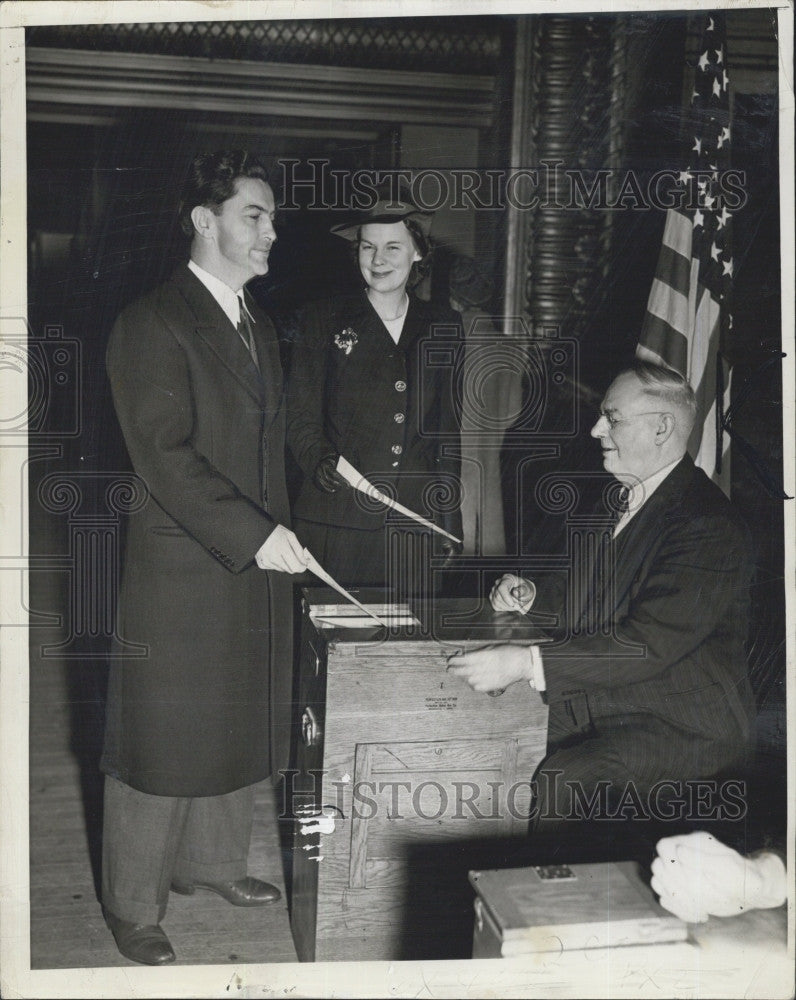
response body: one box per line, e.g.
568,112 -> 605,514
358,221 -> 421,295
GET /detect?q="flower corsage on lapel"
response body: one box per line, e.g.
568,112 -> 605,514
334,327 -> 359,355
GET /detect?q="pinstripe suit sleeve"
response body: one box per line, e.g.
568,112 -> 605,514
542,508 -> 752,704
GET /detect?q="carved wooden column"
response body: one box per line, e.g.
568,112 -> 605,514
504,15 -> 623,339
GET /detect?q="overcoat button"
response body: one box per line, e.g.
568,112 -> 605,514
391,444 -> 403,455
395,380 -> 407,392
394,413 -> 405,424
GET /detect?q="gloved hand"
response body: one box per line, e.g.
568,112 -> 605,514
440,538 -> 463,567
650,831 -> 788,923
255,525 -> 311,573
313,454 -> 346,493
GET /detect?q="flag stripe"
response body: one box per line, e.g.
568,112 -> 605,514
637,313 -> 689,374
660,208 -> 693,258
686,291 -> 721,458
691,286 -> 721,363
647,276 -> 692,337
653,241 -> 693,297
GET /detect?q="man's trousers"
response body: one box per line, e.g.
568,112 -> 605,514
101,774 -> 255,925
527,698 -> 752,864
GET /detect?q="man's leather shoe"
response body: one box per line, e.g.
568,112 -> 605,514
105,911 -> 176,965
170,876 -> 281,906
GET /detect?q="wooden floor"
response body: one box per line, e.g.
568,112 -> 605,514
27,505 -> 298,970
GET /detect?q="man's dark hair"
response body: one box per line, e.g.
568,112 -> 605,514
178,150 -> 269,236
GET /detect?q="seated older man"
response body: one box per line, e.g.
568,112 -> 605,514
448,361 -> 756,859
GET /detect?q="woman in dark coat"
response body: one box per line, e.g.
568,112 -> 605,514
287,190 -> 463,597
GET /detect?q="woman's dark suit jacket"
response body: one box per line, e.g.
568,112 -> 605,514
287,291 -> 463,565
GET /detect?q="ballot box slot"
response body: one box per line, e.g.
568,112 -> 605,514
309,599 -> 417,630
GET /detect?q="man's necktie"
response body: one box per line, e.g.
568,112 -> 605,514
237,304 -> 260,370
613,485 -> 630,527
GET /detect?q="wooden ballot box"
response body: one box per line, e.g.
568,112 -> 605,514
289,588 -> 549,963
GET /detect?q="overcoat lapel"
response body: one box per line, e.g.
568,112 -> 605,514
172,266 -> 265,406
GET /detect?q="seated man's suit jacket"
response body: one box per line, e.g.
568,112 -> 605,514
533,455 -> 756,771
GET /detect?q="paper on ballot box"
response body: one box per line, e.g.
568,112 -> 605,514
309,599 -> 412,615
303,552 -> 386,625
309,601 -> 419,629
312,614 -> 419,629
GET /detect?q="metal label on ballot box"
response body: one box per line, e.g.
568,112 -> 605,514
290,588 -> 551,963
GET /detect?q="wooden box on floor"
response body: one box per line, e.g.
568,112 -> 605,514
469,862 -> 688,958
289,588 -> 549,963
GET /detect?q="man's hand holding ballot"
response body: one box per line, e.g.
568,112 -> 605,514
447,574 -> 545,693
255,524 -> 312,573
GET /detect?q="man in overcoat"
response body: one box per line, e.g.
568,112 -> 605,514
101,150 -> 308,965
448,361 -> 756,858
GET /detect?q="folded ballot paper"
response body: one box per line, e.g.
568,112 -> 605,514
303,554 -> 419,628
310,602 -> 419,630
336,456 -> 461,545
303,552 -> 387,626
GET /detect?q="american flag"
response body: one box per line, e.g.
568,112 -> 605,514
637,11 -> 732,493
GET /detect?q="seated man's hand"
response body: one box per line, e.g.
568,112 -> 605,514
490,574 -> 536,614
313,454 -> 346,493
446,644 -> 533,693
255,525 -> 311,573
651,831 -> 788,923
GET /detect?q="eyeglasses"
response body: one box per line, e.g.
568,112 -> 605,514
598,410 -> 672,430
